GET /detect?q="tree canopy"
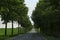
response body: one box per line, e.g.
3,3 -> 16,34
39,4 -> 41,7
0,0 -> 32,36
32,0 -> 60,37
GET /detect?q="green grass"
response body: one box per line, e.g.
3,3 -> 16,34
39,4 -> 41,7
0,28 -> 18,35
1,28 -> 60,40
0,28 -> 18,40
0,28 -> 28,40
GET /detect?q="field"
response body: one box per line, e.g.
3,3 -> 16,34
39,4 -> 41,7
0,28 -> 28,40
0,28 -> 18,35
0,28 -> 60,40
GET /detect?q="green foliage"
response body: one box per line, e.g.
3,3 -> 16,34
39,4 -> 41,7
32,0 -> 60,37
0,0 -> 32,36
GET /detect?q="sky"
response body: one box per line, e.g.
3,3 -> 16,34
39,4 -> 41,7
24,0 -> 39,25
0,0 -> 39,28
24,0 -> 39,17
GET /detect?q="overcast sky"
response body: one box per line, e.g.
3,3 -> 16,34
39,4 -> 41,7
24,0 -> 39,25
25,0 -> 39,17
0,0 -> 39,28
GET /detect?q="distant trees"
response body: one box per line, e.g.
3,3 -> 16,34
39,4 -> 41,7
32,0 -> 60,37
17,7 -> 32,33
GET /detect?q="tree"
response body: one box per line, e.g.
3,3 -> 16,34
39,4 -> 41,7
0,0 -> 10,36
32,0 -> 50,31
8,0 -> 25,35
8,0 -> 32,34
8,0 -> 20,35
0,0 -> 32,36
32,0 -> 60,37
17,6 -> 32,33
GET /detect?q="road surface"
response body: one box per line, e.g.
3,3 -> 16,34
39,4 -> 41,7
7,33 -> 46,40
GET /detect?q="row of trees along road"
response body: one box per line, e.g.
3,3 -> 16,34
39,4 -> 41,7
32,0 -> 60,37
0,0 -> 32,36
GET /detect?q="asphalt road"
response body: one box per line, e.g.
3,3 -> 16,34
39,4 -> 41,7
8,33 -> 46,40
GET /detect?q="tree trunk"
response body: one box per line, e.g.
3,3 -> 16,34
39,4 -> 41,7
5,21 -> 7,36
50,23 -> 53,35
12,20 -> 13,36
40,27 -> 42,33
18,21 -> 20,34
